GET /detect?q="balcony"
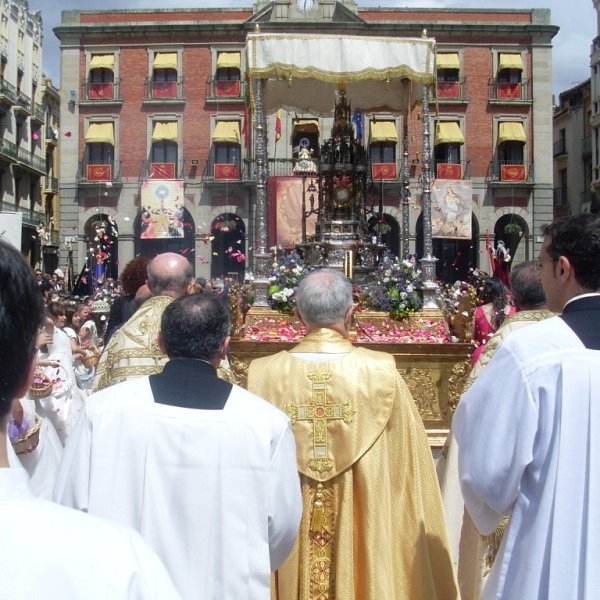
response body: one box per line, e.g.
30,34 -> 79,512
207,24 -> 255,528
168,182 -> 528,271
31,102 -> 45,125
14,90 -> 32,115
45,125 -> 58,147
430,78 -> 468,103
206,77 -> 246,102
553,187 -> 569,206
0,138 -> 18,162
80,79 -> 122,105
434,160 -> 471,180
487,160 -> 534,185
0,200 -> 46,226
139,159 -> 186,181
488,78 -> 531,103
77,160 -> 123,185
553,138 -> 567,158
15,147 -> 45,175
0,77 -> 17,106
43,175 -> 59,194
143,77 -> 185,104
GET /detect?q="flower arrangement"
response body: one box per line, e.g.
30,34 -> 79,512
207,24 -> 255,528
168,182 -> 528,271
212,215 -> 240,233
372,221 -> 392,236
358,252 -> 423,319
268,248 -> 309,312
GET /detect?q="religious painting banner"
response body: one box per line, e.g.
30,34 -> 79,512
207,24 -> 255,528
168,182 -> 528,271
151,162 -> 176,179
269,176 -> 317,248
89,82 -> 114,100
214,163 -> 240,180
87,164 -> 111,181
431,179 -> 472,239
501,164 -> 526,182
140,179 -> 185,239
215,80 -> 241,98
372,163 -> 397,181
436,163 -> 462,180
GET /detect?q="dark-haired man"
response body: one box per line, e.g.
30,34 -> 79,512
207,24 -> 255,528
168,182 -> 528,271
0,240 -> 180,599
454,214 -> 600,599
55,293 -> 302,600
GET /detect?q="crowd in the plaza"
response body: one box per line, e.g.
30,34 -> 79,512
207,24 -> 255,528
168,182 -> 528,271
1,213 -> 600,599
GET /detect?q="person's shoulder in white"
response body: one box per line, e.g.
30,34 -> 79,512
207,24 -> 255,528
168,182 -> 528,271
1,469 -> 181,599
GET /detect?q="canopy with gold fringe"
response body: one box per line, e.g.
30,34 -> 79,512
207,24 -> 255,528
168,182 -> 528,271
246,33 -> 436,114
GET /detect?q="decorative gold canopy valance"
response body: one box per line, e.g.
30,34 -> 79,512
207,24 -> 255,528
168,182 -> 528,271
246,33 -> 436,114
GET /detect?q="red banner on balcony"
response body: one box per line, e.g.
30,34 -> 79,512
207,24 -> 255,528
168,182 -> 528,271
214,163 -> 239,180
151,163 -> 176,179
153,82 -> 177,98
87,164 -> 111,181
215,80 -> 241,98
501,164 -> 526,182
437,81 -> 459,98
436,163 -> 462,180
371,163 -> 397,180
497,82 -> 521,99
89,82 -> 113,100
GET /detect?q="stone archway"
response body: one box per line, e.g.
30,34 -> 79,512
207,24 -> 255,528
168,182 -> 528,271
367,213 -> 400,256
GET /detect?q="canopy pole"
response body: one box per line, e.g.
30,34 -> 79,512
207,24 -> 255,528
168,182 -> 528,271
252,78 -> 271,307
420,83 -> 439,309
401,80 -> 411,259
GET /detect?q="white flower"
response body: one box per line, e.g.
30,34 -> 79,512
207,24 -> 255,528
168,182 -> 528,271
383,277 -> 390,283
406,284 -> 413,293
272,262 -> 278,268
269,276 -> 276,282
400,292 -> 407,300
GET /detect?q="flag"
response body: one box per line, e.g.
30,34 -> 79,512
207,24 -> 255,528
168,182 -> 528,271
242,103 -> 250,148
275,108 -> 281,143
352,109 -> 363,142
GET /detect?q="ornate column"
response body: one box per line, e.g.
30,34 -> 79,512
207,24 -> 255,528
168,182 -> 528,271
252,78 -> 271,307
401,100 -> 411,259
419,83 -> 439,309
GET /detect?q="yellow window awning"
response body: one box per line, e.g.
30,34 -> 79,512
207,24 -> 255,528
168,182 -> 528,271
153,52 -> 178,71
89,54 -> 115,71
293,119 -> 319,134
435,122 -> 464,145
85,122 -> 114,145
369,121 -> 398,143
152,122 -> 178,142
498,53 -> 523,71
216,52 -> 241,70
436,53 -> 460,70
498,121 -> 526,143
212,121 -> 241,144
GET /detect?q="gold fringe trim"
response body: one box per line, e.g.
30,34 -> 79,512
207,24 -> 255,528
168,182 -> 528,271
481,516 -> 509,575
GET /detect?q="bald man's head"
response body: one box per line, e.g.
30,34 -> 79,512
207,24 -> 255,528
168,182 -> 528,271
147,252 -> 194,298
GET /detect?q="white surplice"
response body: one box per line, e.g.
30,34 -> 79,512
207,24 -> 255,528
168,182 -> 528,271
453,316 -> 600,600
53,377 -> 302,600
0,467 -> 180,599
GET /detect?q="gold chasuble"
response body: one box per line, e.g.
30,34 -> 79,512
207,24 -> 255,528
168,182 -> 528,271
248,329 -> 458,600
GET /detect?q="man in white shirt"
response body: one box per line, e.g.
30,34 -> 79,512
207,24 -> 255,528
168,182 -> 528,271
453,213 -> 600,600
0,239 -> 180,600
54,293 -> 302,600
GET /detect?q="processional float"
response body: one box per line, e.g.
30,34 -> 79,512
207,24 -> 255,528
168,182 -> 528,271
246,30 -> 438,308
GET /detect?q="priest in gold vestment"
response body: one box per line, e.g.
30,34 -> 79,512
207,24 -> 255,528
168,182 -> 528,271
248,269 -> 459,600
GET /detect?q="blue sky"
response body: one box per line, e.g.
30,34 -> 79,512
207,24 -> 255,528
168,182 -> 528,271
29,0 -> 596,100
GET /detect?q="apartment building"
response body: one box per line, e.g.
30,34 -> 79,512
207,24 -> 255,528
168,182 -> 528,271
55,1 -> 557,283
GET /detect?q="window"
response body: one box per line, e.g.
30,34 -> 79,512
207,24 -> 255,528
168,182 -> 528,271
436,53 -> 460,98
496,53 -> 523,99
369,120 -> 397,179
150,121 -> 178,179
215,52 -> 241,97
88,54 -> 115,100
497,121 -> 526,181
434,121 -> 464,179
212,121 -> 241,179
152,53 -> 178,98
292,119 -> 319,159
85,122 -> 115,181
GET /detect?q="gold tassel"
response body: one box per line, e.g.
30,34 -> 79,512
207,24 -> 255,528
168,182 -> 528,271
481,516 -> 509,575
310,483 -> 324,533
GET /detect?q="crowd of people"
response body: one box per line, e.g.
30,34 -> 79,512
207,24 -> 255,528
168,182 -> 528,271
1,212 -> 599,599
